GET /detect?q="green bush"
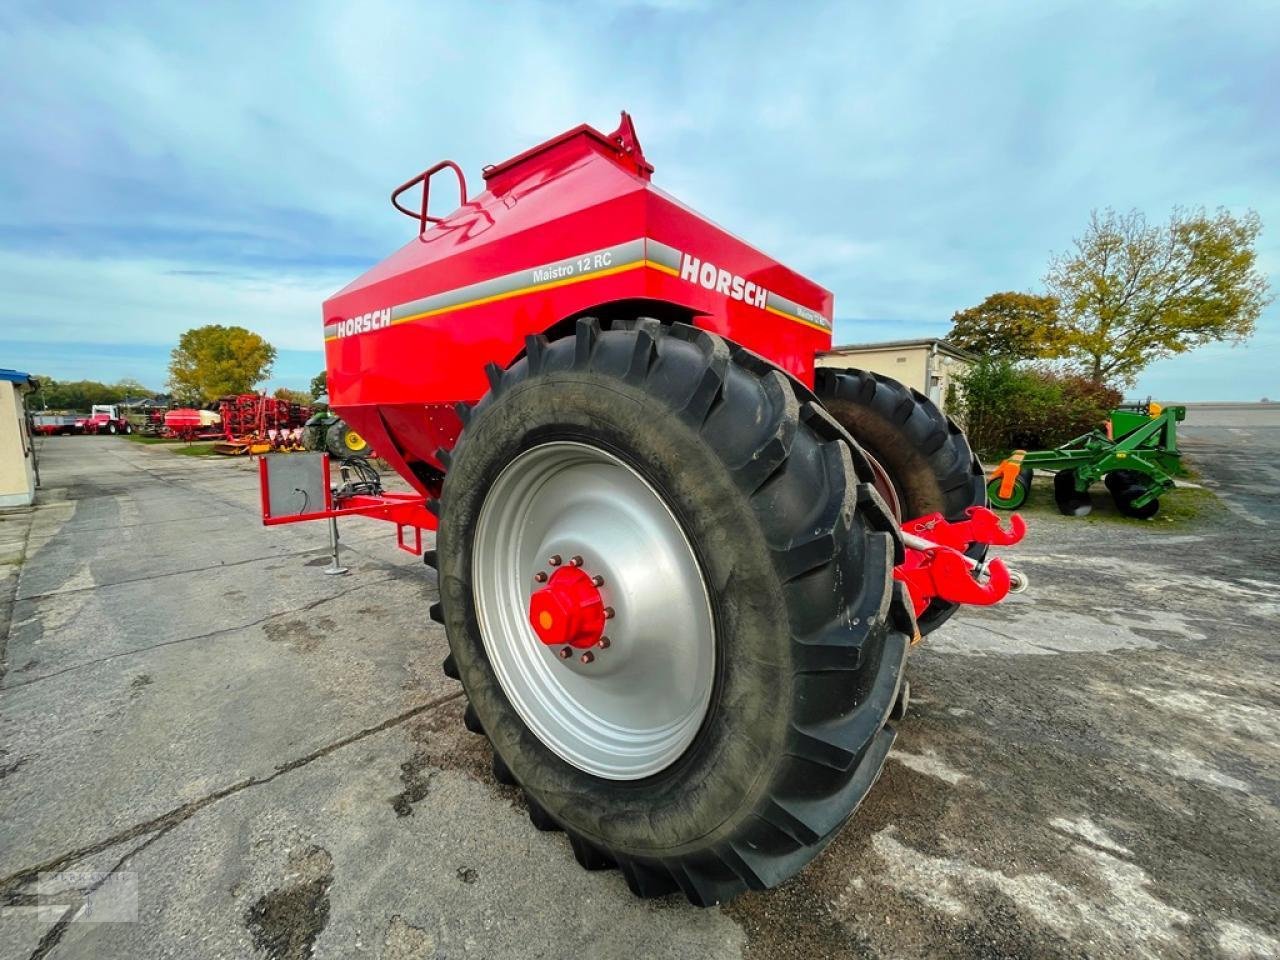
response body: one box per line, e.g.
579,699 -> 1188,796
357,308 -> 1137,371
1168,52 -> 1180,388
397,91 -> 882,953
956,359 -> 1121,456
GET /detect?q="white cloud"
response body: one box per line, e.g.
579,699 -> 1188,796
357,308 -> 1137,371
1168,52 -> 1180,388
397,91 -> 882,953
0,250 -> 347,352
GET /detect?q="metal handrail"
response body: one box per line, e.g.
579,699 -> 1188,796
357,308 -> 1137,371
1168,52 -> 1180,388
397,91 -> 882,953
391,160 -> 468,237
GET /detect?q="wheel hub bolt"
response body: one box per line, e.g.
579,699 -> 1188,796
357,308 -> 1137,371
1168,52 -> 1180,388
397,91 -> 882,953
598,636 -> 610,649
558,647 -> 572,660
569,555 -> 583,567
529,566 -> 608,650
591,575 -> 604,587
580,651 -> 594,664
548,555 -> 562,567
603,607 -> 615,620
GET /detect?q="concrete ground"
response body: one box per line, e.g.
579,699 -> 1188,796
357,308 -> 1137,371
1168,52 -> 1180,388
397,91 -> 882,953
1179,403 -> 1280,528
0,421 -> 1276,960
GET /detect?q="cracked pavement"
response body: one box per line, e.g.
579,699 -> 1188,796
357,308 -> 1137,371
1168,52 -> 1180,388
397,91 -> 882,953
0,410 -> 1276,959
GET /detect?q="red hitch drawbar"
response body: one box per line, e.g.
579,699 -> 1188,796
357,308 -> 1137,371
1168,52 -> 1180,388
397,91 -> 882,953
258,454 -> 437,555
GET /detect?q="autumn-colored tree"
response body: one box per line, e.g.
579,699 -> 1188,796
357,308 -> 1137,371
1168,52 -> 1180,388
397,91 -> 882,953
168,325 -> 276,403
947,292 -> 1066,360
1046,207 -> 1270,384
309,371 -> 327,400
273,387 -> 312,405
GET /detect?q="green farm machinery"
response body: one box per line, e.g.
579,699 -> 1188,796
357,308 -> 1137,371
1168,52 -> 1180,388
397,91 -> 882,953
301,411 -> 373,460
987,402 -> 1186,519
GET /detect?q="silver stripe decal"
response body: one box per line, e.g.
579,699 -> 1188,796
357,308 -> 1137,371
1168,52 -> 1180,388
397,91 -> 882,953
392,238 -> 646,322
645,239 -> 682,271
324,239 -> 645,338
646,239 -> 830,329
324,236 -> 829,335
765,291 -> 830,329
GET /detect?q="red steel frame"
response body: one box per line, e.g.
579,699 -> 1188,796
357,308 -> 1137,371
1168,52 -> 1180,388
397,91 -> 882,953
257,456 -> 437,554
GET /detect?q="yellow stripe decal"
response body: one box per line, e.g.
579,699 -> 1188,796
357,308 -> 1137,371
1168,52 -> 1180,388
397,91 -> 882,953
394,259 -> 648,326
325,239 -> 831,341
326,259 -> 665,342
764,304 -> 832,334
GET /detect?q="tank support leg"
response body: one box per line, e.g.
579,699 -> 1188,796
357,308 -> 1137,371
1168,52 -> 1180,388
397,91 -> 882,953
324,516 -> 349,576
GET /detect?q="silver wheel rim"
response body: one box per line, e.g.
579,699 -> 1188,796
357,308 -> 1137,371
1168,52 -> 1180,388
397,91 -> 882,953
473,440 -> 715,780
862,449 -> 902,522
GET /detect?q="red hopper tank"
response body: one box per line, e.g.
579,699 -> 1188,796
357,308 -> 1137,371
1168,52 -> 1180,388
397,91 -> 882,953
323,113 -> 834,497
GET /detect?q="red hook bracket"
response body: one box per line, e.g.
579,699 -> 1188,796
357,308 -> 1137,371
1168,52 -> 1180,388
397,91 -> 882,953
895,549 -> 1012,617
901,506 -> 1026,552
894,507 -> 1027,620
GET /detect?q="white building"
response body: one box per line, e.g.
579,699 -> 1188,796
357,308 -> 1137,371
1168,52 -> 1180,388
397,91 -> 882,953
0,369 -> 38,508
818,338 -> 976,415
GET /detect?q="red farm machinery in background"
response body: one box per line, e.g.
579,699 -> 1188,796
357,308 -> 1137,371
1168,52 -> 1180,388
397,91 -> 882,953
258,113 -> 1028,906
32,405 -> 133,436
210,393 -> 312,454
162,407 -> 216,441
162,393 -> 313,452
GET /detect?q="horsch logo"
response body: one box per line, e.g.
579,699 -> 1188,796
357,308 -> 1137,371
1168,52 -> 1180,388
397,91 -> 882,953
679,254 -> 768,309
336,308 -> 391,338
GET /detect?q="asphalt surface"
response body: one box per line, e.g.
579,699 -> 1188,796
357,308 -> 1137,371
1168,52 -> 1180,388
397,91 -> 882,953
1179,403 -> 1280,527
0,428 -> 1276,959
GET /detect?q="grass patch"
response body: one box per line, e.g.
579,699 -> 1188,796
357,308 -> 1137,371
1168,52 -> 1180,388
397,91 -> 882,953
171,443 -> 222,457
123,434 -> 222,456
1012,473 -> 1221,529
124,434 -> 183,445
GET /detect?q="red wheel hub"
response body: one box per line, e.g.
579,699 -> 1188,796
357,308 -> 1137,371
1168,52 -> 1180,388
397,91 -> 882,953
529,566 -> 606,649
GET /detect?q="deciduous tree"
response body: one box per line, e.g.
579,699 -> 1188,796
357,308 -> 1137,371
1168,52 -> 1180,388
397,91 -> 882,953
168,325 -> 276,402
29,377 -> 157,411
273,387 -> 312,405
1046,207 -> 1269,384
947,292 -> 1066,360
113,378 -> 152,399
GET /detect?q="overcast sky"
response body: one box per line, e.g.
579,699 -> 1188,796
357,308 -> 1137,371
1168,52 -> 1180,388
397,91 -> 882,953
1,0 -> 1276,399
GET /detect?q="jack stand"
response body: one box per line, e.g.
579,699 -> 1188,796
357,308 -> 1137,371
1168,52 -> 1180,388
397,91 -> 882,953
324,516 -> 349,576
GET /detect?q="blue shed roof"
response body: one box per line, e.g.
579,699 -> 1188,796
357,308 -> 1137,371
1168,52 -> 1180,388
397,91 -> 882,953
0,369 -> 35,385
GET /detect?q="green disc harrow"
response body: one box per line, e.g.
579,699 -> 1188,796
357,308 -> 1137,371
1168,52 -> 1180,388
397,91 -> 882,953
987,403 -> 1185,519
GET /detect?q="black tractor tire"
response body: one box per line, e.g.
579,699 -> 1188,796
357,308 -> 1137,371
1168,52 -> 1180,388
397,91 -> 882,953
433,319 -> 913,906
1054,469 -> 1093,516
301,415 -> 327,452
324,419 -> 370,460
814,368 -> 986,636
